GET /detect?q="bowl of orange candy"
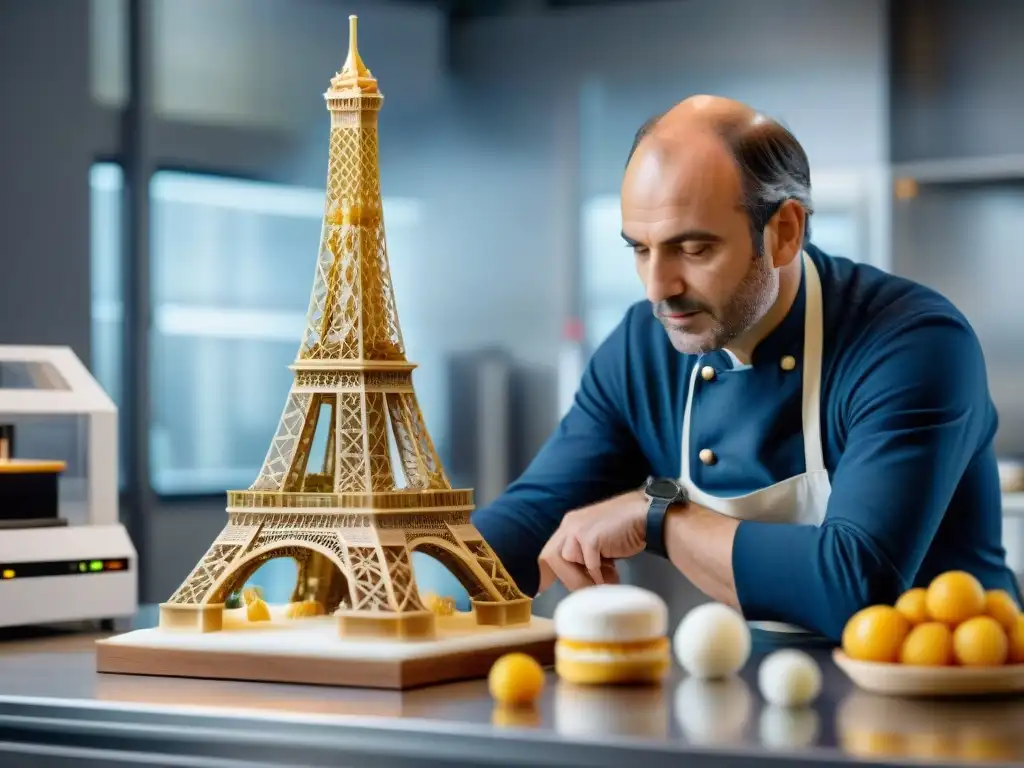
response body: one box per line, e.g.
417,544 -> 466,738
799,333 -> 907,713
832,570 -> 1024,696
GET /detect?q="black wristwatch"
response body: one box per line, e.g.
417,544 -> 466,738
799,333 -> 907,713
643,476 -> 688,558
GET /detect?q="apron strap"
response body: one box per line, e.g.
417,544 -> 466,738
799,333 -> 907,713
800,252 -> 826,474
680,361 -> 700,481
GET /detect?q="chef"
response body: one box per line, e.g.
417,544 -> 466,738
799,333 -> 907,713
464,94 -> 1022,642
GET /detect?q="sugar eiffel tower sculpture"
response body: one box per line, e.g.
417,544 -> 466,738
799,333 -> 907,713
158,16 -> 531,640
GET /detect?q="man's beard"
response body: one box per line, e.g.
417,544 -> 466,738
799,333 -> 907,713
655,255 -> 778,355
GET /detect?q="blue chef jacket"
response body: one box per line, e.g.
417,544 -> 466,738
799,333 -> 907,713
467,244 -> 1022,641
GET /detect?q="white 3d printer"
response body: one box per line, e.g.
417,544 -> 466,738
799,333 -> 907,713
0,345 -> 137,629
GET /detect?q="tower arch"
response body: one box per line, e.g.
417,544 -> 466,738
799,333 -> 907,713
206,540 -> 351,610
407,535 -> 503,603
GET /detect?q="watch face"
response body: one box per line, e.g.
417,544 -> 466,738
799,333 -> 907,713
646,477 -> 680,501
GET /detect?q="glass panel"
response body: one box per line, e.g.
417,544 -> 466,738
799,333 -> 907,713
90,162 -> 126,490
90,163 -> 124,406
148,171 -> 424,495
581,194 -> 644,351
89,0 -> 129,108
151,0 -> 444,129
0,362 -> 69,391
581,194 -> 637,305
810,210 -> 861,262
584,304 -> 634,354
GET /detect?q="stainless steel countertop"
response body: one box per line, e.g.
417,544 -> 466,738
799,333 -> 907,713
0,608 -> 1022,767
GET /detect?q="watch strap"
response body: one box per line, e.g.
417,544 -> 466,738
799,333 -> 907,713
645,497 -> 672,558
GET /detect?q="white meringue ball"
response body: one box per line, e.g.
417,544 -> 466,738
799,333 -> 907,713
673,602 -> 751,679
757,649 -> 822,708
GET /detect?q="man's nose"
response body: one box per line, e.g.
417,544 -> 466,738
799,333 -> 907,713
644,251 -> 685,304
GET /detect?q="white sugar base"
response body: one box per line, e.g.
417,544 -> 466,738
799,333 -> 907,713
100,606 -> 555,662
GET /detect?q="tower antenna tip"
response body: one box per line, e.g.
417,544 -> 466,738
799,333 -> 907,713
327,12 -> 376,93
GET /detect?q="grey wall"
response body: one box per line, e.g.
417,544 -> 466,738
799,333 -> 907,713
891,0 -> 1024,162
0,2 -> 97,364
148,0 -> 447,132
458,0 -> 890,187
892,183 -> 1024,457
890,0 -> 1024,459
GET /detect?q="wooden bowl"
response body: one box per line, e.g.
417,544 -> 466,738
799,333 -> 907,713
833,649 -> 1024,697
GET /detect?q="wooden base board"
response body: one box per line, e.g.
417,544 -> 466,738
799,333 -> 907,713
96,608 -> 556,690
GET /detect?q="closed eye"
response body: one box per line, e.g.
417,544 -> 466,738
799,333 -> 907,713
621,229 -> 723,257
680,243 -> 710,257
624,241 -> 711,258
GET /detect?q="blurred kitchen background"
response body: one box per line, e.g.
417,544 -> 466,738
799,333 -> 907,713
2,0 -> 1023,618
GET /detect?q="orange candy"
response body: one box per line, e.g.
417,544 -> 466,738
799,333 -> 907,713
899,622 -> 954,666
925,571 -> 986,626
984,589 -> 1021,631
842,605 -> 910,663
952,616 -> 1009,667
894,588 -> 930,625
840,572 -> 1024,669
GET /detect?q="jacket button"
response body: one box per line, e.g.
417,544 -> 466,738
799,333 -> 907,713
699,448 -> 717,466
780,355 -> 797,371
701,365 -> 716,381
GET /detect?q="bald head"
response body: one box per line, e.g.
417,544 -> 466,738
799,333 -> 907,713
620,95 -> 814,355
625,95 -> 756,167
658,94 -> 759,133
624,94 -> 813,253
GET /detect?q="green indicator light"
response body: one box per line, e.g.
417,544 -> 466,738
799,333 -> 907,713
89,560 -> 103,572
79,562 -> 87,572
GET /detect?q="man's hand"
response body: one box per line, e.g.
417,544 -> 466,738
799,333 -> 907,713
537,490 -> 647,594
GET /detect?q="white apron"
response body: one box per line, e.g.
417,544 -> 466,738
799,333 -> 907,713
679,252 -> 831,634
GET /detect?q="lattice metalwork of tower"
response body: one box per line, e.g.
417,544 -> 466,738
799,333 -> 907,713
159,16 -> 531,638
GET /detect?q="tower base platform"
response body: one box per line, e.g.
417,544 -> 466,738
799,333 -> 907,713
95,606 -> 555,690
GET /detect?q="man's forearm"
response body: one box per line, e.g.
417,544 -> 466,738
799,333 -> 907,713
663,503 -> 741,609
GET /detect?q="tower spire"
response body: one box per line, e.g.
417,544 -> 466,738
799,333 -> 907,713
330,15 -> 377,93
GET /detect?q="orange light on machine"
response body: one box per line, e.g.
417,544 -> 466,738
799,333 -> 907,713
105,561 -> 124,571
2,569 -> 13,579
894,177 -> 919,200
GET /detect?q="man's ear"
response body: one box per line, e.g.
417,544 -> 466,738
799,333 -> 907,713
766,200 -> 805,267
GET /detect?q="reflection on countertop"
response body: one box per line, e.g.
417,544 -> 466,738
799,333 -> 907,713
675,676 -> 755,746
557,681 -> 669,739
837,690 -> 1024,763
1,618 -> 1023,766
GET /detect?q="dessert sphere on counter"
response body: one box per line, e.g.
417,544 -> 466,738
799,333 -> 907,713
757,649 -> 822,707
674,602 -> 751,679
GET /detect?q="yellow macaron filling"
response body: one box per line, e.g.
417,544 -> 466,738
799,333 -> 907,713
557,636 -> 669,657
555,636 -> 670,685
